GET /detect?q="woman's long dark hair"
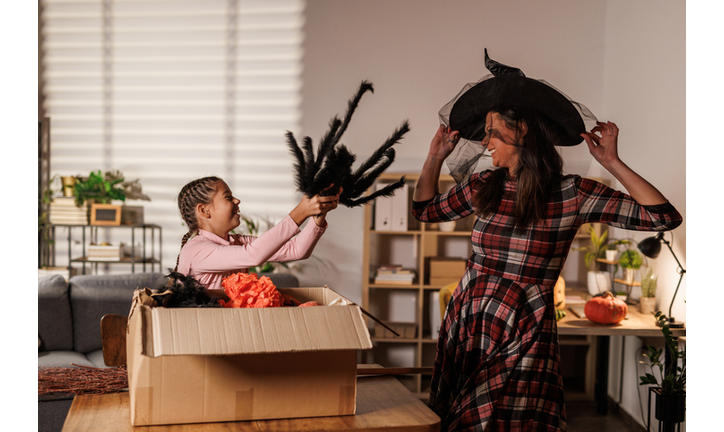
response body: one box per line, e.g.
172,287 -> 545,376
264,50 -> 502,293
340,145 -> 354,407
473,106 -> 564,232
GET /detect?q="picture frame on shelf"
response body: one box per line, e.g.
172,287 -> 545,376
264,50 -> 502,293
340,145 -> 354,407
90,203 -> 122,226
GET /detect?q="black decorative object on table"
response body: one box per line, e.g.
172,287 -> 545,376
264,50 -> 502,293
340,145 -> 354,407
285,81 -> 410,207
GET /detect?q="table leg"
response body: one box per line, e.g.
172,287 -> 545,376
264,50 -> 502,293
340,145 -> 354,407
595,335 -> 609,415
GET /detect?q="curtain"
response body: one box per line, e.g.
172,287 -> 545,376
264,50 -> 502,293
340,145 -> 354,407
39,0 -> 305,273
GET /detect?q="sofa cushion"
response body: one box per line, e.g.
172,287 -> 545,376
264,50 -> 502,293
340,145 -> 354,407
38,350 -> 94,368
85,349 -> 110,368
261,272 -> 299,288
38,275 -> 74,351
70,272 -> 168,354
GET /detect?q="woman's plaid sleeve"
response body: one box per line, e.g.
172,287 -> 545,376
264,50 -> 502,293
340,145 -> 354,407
575,176 -> 682,231
411,172 -> 483,223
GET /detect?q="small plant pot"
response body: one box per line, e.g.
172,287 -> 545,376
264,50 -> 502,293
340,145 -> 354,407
61,176 -> 77,197
639,297 -> 656,316
438,221 -> 456,232
654,389 -> 686,423
587,271 -> 611,296
605,250 -> 617,262
624,268 -> 635,284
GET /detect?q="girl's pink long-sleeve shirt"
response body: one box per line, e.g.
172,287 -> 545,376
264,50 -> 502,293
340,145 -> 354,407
177,215 -> 326,291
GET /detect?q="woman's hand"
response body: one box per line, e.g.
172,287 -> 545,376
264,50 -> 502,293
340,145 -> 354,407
429,125 -> 460,162
413,125 -> 460,202
582,121 -> 668,205
581,121 -> 621,168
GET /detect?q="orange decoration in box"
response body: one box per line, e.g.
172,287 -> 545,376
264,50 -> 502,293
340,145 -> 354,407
220,272 -> 281,308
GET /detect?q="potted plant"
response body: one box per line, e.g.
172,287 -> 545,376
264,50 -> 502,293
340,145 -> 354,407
73,170 -> 149,206
639,311 -> 686,427
74,170 -> 150,226
574,226 -> 628,295
639,268 -> 658,315
619,249 -> 643,284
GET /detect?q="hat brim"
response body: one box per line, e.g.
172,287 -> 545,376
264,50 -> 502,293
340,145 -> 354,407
449,75 -> 586,146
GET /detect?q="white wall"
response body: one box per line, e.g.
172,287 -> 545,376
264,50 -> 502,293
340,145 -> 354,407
601,1 -> 685,430
299,0 -> 686,429
299,0 -> 608,302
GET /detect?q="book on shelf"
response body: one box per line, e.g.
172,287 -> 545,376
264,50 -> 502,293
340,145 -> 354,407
49,197 -> 89,225
87,243 -> 125,261
374,265 -> 415,284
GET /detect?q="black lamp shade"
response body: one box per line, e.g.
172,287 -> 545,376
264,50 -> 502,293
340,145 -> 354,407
638,233 -> 664,258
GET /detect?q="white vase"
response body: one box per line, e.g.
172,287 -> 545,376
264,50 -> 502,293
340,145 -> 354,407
639,297 -> 657,316
438,221 -> 456,232
587,271 -> 611,296
605,250 -> 617,262
624,268 -> 635,284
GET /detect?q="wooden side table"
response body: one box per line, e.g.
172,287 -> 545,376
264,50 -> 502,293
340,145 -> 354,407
62,375 -> 440,431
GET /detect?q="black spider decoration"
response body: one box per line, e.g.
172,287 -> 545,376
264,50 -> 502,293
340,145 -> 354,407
153,271 -> 221,308
285,81 -> 410,207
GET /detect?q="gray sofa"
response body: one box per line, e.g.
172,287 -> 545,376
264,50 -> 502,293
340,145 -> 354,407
38,271 -> 300,432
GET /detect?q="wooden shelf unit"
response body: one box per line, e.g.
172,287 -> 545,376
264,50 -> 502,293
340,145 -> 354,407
361,173 -> 473,396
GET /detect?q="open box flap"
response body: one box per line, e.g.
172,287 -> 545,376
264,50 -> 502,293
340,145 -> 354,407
137,286 -> 373,357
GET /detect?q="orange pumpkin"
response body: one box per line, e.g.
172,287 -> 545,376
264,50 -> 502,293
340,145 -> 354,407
584,292 -> 628,325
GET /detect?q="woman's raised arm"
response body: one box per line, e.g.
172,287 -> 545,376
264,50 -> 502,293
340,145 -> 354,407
581,121 -> 669,206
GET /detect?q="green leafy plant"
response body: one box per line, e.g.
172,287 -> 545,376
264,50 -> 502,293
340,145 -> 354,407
619,249 -> 643,270
639,311 -> 685,395
574,226 -> 629,271
73,170 -> 150,206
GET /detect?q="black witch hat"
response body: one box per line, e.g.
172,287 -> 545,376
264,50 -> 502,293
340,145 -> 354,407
440,49 -> 597,181
286,81 -> 410,207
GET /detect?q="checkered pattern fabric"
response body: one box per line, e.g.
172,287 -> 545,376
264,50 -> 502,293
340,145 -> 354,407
413,171 -> 682,432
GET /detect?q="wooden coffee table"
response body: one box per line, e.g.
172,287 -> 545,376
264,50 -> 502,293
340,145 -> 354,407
62,375 -> 440,431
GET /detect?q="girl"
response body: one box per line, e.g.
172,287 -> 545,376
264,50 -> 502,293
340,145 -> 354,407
174,176 -> 340,292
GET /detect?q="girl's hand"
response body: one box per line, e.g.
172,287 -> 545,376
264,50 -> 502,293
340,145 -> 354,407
290,190 -> 339,226
429,125 -> 460,162
581,121 -> 621,168
313,186 -> 342,226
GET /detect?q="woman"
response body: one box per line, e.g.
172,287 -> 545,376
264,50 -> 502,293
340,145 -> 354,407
413,51 -> 682,431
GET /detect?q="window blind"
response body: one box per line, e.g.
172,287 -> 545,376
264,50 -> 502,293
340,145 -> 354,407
40,0 -> 305,273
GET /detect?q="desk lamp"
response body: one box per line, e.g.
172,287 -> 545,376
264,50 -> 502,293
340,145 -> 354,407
637,232 -> 685,328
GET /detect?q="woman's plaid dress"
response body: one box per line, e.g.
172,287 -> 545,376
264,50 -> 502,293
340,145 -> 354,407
412,170 -> 682,431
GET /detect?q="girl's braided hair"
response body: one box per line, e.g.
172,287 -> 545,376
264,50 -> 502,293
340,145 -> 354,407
174,176 -> 221,272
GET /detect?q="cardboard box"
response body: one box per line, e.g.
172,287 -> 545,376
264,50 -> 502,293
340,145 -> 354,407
426,257 -> 467,286
127,286 -> 372,426
374,321 -> 417,339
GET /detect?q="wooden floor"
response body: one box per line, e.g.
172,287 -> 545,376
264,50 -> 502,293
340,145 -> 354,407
567,401 -> 646,432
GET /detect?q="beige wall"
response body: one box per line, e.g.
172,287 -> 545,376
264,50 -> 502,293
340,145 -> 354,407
299,0 -> 686,429
298,0 -> 610,300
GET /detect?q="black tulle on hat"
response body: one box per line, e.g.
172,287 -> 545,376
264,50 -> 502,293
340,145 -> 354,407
440,49 -> 597,182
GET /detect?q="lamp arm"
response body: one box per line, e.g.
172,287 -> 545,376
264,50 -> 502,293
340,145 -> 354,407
661,237 -> 686,321
661,237 -> 686,275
